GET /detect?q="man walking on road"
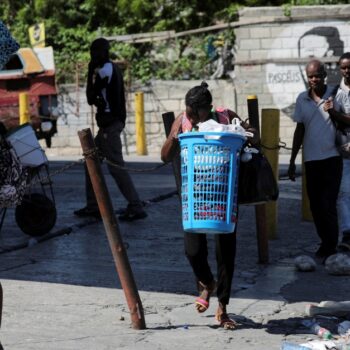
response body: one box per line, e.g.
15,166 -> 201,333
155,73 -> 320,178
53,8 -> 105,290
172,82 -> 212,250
74,38 -> 147,221
324,52 -> 350,251
288,59 -> 342,260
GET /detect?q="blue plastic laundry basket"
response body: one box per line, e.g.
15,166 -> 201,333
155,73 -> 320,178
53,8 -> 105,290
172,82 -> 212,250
178,132 -> 246,234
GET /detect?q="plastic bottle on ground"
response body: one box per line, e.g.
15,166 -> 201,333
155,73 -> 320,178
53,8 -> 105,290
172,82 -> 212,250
302,319 -> 333,340
280,341 -> 311,350
338,321 -> 350,336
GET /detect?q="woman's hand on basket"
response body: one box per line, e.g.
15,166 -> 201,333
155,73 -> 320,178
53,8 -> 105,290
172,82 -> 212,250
170,116 -> 183,140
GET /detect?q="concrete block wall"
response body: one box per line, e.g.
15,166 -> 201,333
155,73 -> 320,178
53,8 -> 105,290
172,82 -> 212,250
44,80 -> 235,157
234,5 -> 350,153
43,4 -> 350,157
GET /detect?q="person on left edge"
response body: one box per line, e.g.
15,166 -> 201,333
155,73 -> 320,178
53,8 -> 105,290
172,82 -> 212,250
74,38 -> 147,222
161,81 -> 257,330
288,59 -> 342,260
324,52 -> 350,251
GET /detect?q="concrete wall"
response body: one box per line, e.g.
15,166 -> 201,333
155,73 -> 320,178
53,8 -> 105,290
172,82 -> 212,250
43,80 -> 235,157
43,4 -> 350,157
234,5 -> 350,152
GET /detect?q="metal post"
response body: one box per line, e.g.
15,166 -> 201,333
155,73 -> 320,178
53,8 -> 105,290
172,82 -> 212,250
162,112 -> 182,196
78,128 -> 146,330
135,92 -> 147,155
19,92 -> 30,125
261,109 -> 280,239
247,95 -> 269,264
247,95 -> 260,134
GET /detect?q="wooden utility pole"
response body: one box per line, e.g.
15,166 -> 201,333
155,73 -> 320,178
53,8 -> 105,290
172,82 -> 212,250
78,128 -> 146,330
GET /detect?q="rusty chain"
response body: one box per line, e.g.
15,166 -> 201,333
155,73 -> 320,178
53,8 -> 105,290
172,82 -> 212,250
30,150 -> 170,186
30,136 -> 297,186
260,139 -> 293,151
30,159 -> 85,186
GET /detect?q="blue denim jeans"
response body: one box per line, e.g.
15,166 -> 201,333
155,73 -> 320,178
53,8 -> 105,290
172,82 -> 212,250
338,158 -> 350,241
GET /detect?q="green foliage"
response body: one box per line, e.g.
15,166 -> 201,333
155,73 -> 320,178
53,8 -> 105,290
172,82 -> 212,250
216,4 -> 241,22
53,26 -> 94,83
282,3 -> 292,16
1,0 -> 349,83
288,0 -> 347,4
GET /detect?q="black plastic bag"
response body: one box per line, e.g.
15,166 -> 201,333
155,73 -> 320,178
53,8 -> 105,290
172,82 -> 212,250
238,152 -> 279,205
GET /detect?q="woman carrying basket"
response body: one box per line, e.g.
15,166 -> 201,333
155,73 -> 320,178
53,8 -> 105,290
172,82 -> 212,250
161,82 -> 258,330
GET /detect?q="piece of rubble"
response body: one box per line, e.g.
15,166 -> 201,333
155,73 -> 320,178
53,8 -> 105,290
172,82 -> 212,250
305,301 -> 350,317
294,255 -> 316,272
325,253 -> 350,275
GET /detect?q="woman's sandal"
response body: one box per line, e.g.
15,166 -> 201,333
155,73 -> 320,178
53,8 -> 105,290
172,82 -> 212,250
195,280 -> 216,313
216,313 -> 238,330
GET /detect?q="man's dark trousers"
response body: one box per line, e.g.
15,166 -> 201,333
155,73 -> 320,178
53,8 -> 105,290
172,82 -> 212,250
305,156 -> 342,254
85,120 -> 143,212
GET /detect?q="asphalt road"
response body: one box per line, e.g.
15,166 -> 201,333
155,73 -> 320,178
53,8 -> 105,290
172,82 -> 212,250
0,158 -> 349,350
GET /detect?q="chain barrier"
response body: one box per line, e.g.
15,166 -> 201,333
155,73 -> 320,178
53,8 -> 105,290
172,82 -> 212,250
30,159 -> 85,186
32,154 -> 298,184
81,146 -> 171,172
260,139 -> 293,151
104,158 -> 170,172
259,139 -> 302,181
30,151 -> 171,186
29,136 -> 296,186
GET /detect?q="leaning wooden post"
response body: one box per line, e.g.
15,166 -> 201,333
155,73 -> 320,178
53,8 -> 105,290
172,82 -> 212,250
261,109 -> 280,239
78,128 -> 146,330
247,95 -> 269,264
162,112 -> 182,196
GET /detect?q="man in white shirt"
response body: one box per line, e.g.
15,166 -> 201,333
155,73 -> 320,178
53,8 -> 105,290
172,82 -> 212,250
288,59 -> 342,260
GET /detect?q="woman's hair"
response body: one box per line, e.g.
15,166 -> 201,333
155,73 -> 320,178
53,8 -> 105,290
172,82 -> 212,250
185,81 -> 212,110
90,38 -> 110,52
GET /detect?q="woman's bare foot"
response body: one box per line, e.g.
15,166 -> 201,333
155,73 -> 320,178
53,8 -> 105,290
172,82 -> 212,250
195,280 -> 216,313
215,303 -> 238,330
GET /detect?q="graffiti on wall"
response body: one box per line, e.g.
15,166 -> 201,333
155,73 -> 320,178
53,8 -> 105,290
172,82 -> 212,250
266,22 -> 350,116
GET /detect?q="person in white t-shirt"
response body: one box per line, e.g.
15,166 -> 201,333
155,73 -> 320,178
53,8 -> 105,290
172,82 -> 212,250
288,59 -> 342,260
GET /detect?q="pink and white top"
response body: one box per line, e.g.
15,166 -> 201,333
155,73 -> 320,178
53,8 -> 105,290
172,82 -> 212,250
181,107 -> 232,132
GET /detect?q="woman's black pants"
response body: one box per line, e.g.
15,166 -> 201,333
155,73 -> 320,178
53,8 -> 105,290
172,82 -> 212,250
184,231 -> 236,306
